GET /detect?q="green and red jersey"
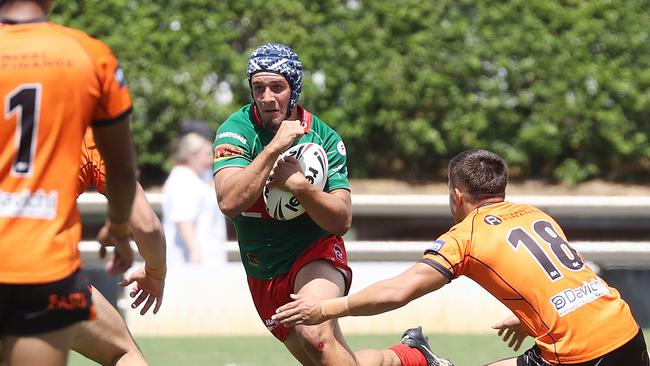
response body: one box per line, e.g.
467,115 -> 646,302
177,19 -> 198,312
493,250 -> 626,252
213,104 -> 350,279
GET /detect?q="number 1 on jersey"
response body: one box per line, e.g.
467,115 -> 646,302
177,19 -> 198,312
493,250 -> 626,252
507,220 -> 585,282
4,84 -> 41,176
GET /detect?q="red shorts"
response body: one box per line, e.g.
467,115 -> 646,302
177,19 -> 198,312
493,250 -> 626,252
247,235 -> 352,341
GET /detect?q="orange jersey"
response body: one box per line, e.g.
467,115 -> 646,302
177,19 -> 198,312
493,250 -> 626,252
0,21 -> 132,284
78,128 -> 107,196
422,201 -> 638,364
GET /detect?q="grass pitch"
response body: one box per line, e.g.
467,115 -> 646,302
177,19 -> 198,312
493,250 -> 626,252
69,330 -> 649,365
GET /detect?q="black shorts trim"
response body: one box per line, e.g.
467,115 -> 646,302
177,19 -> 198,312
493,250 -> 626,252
517,329 -> 649,366
0,269 -> 95,336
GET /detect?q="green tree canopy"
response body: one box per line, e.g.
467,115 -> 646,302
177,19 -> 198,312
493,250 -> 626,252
51,0 -> 650,185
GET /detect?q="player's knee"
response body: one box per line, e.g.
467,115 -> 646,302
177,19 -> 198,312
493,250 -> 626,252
295,324 -> 335,357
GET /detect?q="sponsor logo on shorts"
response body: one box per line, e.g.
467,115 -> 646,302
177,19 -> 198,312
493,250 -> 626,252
549,277 -> 610,317
216,132 -> 247,145
264,318 -> 278,331
484,215 -> 502,225
48,291 -> 89,311
214,144 -> 244,162
429,239 -> 446,253
333,244 -> 343,261
246,253 -> 261,267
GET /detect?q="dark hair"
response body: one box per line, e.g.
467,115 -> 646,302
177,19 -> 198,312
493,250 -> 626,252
179,118 -> 213,140
448,149 -> 508,203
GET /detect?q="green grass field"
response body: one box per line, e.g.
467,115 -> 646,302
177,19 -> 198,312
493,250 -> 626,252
69,330 -> 650,365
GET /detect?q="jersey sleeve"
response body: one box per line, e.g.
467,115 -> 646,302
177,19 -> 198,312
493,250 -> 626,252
419,227 -> 469,282
212,121 -> 253,173
77,129 -> 107,195
88,41 -> 133,126
322,131 -> 350,192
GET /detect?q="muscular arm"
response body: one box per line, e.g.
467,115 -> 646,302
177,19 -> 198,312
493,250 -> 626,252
345,262 -> 447,316
271,156 -> 351,235
92,118 -> 137,226
215,120 -> 305,218
129,183 -> 166,278
214,146 -> 283,218
92,118 -> 137,267
273,262 -> 448,325
295,187 -> 351,236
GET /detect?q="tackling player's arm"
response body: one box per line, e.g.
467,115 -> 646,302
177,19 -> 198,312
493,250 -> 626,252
215,120 -> 304,218
272,262 -> 448,326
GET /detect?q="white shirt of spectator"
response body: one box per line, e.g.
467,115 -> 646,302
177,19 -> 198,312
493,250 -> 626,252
162,165 -> 227,268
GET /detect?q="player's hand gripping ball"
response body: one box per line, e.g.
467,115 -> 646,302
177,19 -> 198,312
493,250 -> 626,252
264,143 -> 328,220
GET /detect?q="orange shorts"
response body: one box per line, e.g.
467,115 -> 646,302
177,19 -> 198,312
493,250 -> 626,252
247,235 -> 352,341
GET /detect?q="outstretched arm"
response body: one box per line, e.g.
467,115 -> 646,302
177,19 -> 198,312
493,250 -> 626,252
272,262 -> 448,326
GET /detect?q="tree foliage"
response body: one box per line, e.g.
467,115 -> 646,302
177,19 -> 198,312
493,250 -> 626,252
51,0 -> 650,185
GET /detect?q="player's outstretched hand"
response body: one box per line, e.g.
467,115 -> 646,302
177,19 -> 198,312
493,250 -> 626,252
119,265 -> 165,315
97,223 -> 134,275
272,293 -> 327,326
491,315 -> 528,351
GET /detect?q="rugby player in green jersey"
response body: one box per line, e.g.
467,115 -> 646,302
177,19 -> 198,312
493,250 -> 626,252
213,43 -> 442,366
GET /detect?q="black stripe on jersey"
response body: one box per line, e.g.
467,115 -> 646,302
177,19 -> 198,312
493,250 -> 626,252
92,106 -> 133,127
419,258 -> 453,283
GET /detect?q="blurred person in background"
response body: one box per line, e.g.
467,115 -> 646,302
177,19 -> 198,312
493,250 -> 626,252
0,0 -> 136,365
179,117 -> 214,141
273,149 -> 649,366
213,42 -> 438,366
179,118 -> 217,183
163,132 -> 227,267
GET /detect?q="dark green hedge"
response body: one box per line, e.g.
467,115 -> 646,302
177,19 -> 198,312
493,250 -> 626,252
51,0 -> 650,185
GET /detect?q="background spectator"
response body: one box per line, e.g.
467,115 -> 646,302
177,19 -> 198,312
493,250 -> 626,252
162,132 -> 226,268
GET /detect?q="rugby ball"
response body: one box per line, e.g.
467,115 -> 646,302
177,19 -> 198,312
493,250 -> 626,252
263,143 -> 328,221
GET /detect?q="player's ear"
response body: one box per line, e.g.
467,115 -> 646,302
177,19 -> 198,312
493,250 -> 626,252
453,187 -> 463,206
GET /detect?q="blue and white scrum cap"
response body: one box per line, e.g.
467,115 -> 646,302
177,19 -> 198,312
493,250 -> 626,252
247,42 -> 303,118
